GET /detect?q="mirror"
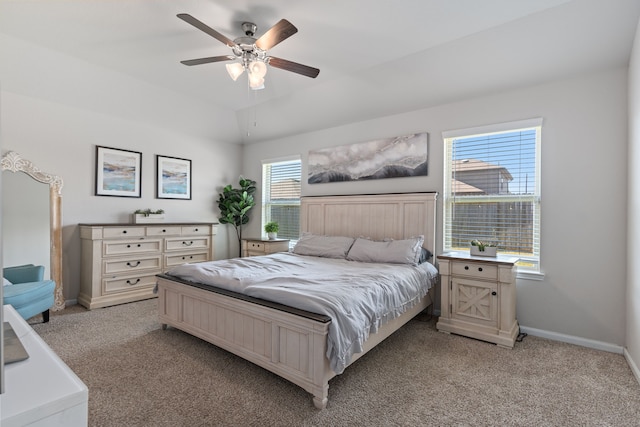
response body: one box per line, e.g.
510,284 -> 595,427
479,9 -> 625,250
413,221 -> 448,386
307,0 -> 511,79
1,151 -> 64,310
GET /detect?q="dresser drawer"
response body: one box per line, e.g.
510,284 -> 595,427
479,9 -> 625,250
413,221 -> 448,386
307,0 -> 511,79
165,236 -> 210,252
451,261 -> 498,280
102,227 -> 146,239
165,252 -> 210,269
181,225 -> 210,236
103,255 -> 162,275
146,226 -> 182,236
103,273 -> 158,294
103,239 -> 162,257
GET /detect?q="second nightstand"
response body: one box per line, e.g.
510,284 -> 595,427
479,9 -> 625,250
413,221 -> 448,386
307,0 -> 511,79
436,252 -> 519,348
242,238 -> 290,257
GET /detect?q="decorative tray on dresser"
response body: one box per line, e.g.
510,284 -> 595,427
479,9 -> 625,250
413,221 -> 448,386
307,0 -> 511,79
79,222 -> 217,309
436,251 -> 519,348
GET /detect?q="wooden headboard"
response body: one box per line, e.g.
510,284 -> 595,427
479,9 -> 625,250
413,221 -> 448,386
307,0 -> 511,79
300,192 -> 438,256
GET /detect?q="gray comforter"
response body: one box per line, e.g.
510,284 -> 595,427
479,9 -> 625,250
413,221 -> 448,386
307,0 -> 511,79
167,252 -> 438,374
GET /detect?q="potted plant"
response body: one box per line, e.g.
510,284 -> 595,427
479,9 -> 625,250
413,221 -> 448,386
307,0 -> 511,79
133,209 -> 165,223
470,239 -> 497,257
264,221 -> 279,240
217,177 -> 257,257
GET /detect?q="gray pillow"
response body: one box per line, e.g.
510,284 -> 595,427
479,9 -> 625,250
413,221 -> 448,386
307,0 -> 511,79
292,233 -> 355,259
347,235 -> 425,265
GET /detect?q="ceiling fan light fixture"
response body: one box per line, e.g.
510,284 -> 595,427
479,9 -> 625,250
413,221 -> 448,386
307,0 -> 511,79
248,60 -> 267,78
226,62 -> 245,81
248,74 -> 265,90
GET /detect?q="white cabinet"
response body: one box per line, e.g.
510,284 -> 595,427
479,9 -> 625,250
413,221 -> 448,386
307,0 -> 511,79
79,223 -> 217,309
436,252 -> 519,348
1,305 -> 88,426
241,238 -> 290,257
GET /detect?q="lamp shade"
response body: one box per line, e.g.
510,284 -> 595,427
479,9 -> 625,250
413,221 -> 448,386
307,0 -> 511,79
248,75 -> 265,90
226,63 -> 245,81
248,61 -> 267,78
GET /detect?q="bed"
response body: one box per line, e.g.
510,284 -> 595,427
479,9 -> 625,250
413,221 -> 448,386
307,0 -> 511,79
156,192 -> 438,409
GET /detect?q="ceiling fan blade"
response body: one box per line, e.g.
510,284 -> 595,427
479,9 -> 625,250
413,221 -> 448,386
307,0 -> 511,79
180,55 -> 234,66
255,19 -> 298,51
177,13 -> 235,47
268,57 -> 320,78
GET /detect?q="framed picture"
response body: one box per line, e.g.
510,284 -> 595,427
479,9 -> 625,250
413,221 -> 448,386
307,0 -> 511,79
95,146 -> 142,197
156,155 -> 192,200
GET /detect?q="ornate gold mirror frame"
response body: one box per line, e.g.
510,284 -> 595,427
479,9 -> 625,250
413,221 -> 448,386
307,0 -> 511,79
1,151 -> 65,310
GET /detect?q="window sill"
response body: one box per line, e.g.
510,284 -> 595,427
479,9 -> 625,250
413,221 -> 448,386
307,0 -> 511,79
517,270 -> 545,281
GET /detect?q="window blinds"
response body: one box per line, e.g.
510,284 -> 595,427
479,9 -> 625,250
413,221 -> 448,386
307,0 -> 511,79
444,121 -> 541,270
262,159 -> 302,240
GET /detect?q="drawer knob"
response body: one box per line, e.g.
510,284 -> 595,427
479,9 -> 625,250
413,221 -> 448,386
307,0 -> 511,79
478,267 -> 483,272
491,291 -> 497,296
162,229 -> 167,233
194,228 -> 199,232
122,230 -> 127,234
464,266 -> 469,270
126,278 -> 141,286
127,261 -> 141,267
182,241 -> 194,246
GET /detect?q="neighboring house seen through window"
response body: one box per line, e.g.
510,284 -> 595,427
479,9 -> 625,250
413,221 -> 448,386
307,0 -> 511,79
262,158 -> 302,243
443,118 -> 542,271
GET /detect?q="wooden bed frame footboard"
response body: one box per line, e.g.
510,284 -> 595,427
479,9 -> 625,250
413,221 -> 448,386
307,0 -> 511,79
156,275 -> 432,409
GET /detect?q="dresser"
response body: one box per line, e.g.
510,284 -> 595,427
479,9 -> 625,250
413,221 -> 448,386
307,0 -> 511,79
79,222 -> 217,309
436,252 -> 519,348
242,238 -> 290,257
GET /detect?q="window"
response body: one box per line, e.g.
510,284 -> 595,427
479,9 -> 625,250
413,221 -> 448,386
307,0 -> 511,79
262,158 -> 302,241
443,118 -> 542,271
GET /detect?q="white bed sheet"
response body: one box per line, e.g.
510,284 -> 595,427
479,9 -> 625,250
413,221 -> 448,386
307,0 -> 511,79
166,252 -> 438,374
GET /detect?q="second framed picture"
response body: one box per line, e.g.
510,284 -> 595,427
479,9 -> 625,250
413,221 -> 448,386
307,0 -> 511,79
156,155 -> 192,200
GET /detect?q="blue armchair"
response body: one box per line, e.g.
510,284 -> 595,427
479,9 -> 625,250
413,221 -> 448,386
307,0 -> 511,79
3,264 -> 56,322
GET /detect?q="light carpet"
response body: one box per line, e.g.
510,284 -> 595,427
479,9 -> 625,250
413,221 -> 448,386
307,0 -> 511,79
31,299 -> 640,426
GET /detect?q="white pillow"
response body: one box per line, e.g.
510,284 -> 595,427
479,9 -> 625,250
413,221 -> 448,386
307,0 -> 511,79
3,277 -> 13,286
292,233 -> 355,259
347,235 -> 425,265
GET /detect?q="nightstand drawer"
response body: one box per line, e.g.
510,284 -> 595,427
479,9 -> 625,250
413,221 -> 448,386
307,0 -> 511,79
246,241 -> 265,252
451,262 -> 498,280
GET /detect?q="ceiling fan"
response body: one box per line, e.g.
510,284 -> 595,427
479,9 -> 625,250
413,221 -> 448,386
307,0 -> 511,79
177,14 -> 320,90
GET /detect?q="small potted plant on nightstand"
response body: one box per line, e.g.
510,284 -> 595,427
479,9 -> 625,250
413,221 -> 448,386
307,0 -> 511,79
264,221 -> 279,240
470,239 -> 497,257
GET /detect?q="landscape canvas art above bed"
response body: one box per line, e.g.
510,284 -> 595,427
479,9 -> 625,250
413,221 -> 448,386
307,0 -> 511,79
308,132 -> 428,184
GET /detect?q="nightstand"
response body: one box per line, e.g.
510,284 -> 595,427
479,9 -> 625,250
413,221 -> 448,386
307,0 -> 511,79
436,252 -> 519,348
242,238 -> 290,257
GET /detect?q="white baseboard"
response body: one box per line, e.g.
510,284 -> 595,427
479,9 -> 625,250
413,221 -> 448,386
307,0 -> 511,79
433,313 -> 623,354
518,325 -> 624,354
624,348 -> 640,386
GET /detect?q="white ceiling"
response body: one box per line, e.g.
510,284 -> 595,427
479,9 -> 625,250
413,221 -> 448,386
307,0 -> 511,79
1,0 -> 639,144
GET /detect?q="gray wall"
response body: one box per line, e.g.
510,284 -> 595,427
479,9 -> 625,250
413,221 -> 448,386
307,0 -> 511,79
1,90 -> 243,302
244,67 -> 629,351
